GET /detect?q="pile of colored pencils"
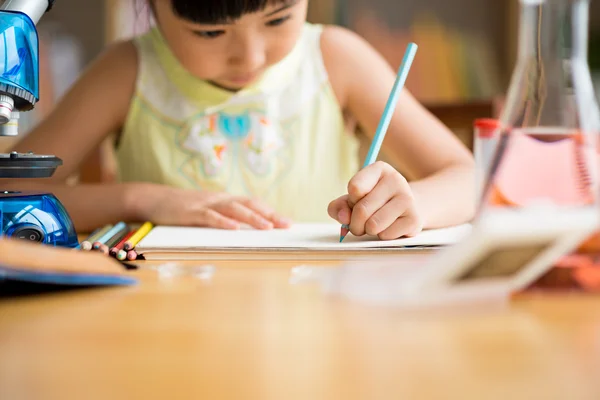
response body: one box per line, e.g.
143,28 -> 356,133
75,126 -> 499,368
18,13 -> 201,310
79,222 -> 153,261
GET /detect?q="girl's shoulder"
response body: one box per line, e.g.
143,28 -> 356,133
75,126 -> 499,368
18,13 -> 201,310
101,39 -> 138,68
93,39 -> 139,89
319,25 -> 381,109
72,39 -> 139,132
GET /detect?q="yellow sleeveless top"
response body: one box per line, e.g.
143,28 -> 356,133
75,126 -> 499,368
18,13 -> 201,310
116,23 -> 359,222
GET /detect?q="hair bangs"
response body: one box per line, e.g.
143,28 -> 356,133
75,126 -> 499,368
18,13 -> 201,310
171,0 -> 290,24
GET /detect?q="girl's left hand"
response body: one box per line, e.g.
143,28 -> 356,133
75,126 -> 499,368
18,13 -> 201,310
327,161 -> 424,240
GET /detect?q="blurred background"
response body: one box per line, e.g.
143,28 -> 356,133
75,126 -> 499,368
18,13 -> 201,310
28,0 -> 600,127
1,0 -> 599,177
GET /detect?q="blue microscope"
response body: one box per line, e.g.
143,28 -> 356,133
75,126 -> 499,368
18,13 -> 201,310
0,0 -> 78,248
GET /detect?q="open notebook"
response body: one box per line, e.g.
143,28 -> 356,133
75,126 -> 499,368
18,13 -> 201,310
135,223 -> 472,259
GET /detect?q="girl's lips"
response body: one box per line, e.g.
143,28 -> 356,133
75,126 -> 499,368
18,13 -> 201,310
226,73 -> 260,86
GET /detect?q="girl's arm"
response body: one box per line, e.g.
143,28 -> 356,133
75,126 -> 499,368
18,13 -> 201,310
0,42 -> 288,232
10,41 -> 138,184
0,41 -> 140,231
322,26 -> 475,231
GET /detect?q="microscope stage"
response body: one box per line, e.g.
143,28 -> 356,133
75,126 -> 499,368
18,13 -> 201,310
0,152 -> 62,178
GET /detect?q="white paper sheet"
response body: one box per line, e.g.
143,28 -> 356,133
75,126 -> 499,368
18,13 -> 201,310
135,223 -> 471,253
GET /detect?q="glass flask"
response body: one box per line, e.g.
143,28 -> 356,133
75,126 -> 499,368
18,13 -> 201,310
479,0 -> 600,212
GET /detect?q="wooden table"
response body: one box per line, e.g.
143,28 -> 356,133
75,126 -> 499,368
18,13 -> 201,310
1,253 -> 600,400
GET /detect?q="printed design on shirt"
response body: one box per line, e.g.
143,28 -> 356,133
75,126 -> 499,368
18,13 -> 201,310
176,108 -> 289,194
180,114 -> 228,177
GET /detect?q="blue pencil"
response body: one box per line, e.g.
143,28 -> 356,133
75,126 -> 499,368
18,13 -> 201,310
340,42 -> 418,243
92,222 -> 127,250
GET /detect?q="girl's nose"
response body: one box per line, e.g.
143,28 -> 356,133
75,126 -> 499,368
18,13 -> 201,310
229,35 -> 266,71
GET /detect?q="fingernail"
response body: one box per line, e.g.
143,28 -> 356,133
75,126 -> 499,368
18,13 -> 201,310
338,209 -> 349,223
227,221 -> 240,229
260,219 -> 273,228
278,217 -> 292,225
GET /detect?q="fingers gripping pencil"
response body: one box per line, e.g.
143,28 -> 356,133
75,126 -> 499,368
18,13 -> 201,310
339,43 -> 418,243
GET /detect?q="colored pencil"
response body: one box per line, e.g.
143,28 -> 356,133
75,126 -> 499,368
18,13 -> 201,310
98,244 -> 110,256
110,229 -> 135,257
116,249 -> 128,261
97,225 -> 129,256
92,221 -> 127,250
340,42 -> 418,243
126,249 -> 138,261
124,222 -> 154,251
80,225 -> 111,251
104,224 -> 130,249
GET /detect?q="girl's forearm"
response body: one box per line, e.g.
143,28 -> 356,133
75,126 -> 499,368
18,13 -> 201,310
0,181 -> 151,232
409,164 -> 476,229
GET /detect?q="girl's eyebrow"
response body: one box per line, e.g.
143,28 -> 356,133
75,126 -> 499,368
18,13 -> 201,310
264,0 -> 299,17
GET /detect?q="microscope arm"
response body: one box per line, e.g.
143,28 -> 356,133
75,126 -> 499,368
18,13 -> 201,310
0,0 -> 56,123
0,0 -> 61,178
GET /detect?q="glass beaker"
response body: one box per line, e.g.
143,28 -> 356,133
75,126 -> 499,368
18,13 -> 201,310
479,0 -> 600,212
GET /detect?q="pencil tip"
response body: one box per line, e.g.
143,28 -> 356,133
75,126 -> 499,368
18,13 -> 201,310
339,224 -> 349,243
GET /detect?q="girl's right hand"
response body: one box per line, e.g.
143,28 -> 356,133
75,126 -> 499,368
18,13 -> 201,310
135,184 -> 291,230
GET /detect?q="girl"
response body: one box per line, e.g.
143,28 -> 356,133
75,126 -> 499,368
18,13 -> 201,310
2,0 -> 475,239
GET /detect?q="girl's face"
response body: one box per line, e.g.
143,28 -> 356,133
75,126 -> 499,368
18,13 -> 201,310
153,0 -> 308,91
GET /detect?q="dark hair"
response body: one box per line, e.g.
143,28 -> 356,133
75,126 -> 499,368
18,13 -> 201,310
170,0 -> 291,24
